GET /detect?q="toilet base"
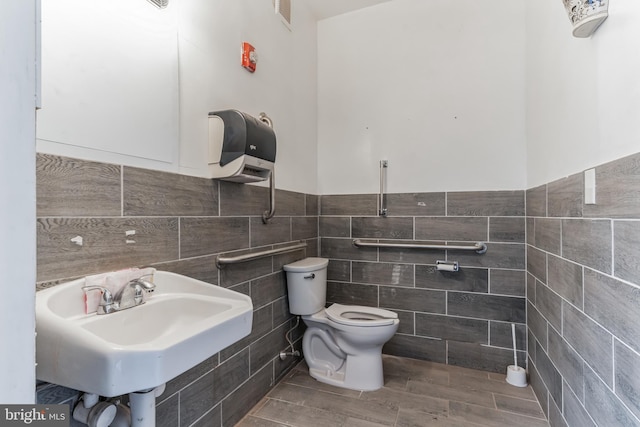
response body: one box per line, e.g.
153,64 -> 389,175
307,351 -> 385,391
309,366 -> 346,386
300,307 -> 398,392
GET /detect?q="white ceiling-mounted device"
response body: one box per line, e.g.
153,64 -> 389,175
562,0 -> 608,38
208,110 -> 276,183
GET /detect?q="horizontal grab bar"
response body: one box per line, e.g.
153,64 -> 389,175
352,239 -> 487,254
216,242 -> 307,268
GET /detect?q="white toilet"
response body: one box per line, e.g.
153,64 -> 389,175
283,257 -> 399,391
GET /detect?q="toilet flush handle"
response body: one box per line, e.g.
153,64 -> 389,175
304,273 -> 315,279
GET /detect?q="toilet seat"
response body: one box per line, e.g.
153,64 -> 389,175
325,303 -> 398,327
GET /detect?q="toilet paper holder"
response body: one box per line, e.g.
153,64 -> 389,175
436,260 -> 459,272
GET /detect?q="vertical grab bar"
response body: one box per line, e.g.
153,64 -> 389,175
260,112 -> 276,224
379,160 -> 388,216
262,168 -> 275,224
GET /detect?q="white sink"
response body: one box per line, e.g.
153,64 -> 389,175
36,271 -> 253,397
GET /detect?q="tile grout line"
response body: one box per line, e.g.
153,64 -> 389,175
120,165 -> 124,217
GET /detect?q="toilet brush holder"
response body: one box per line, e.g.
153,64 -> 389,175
506,365 -> 528,387
505,323 -> 527,387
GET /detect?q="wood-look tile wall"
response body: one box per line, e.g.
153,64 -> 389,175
36,150 -> 640,426
319,189 -> 528,373
35,154 -> 318,427
526,152 -> 640,427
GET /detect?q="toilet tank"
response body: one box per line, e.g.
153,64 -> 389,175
283,257 -> 329,315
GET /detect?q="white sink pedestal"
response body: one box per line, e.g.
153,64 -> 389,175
129,387 -> 162,427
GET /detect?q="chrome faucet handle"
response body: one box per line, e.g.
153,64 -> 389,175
131,281 -> 145,305
131,276 -> 155,305
137,273 -> 155,282
114,277 -> 156,310
130,275 -> 156,293
81,285 -> 116,314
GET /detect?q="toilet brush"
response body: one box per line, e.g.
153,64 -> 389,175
506,323 -> 527,387
511,323 -> 517,367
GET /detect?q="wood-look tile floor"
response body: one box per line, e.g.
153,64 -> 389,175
237,355 -> 549,427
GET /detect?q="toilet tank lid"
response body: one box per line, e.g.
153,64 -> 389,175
283,257 -> 329,272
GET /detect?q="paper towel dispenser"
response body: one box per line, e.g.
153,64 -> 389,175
208,110 -> 276,183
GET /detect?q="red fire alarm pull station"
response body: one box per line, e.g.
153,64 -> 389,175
241,42 -> 257,73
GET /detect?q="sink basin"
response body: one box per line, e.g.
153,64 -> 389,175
36,271 -> 253,397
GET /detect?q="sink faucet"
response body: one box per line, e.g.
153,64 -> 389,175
114,277 -> 156,311
82,276 -> 156,315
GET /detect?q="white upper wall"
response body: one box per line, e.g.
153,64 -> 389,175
177,0 -> 318,194
526,1 -> 640,188
303,0 -> 391,21
37,0 -> 319,194
317,0 -> 527,195
36,0 -> 640,195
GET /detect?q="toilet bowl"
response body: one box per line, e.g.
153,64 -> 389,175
283,258 -> 399,391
